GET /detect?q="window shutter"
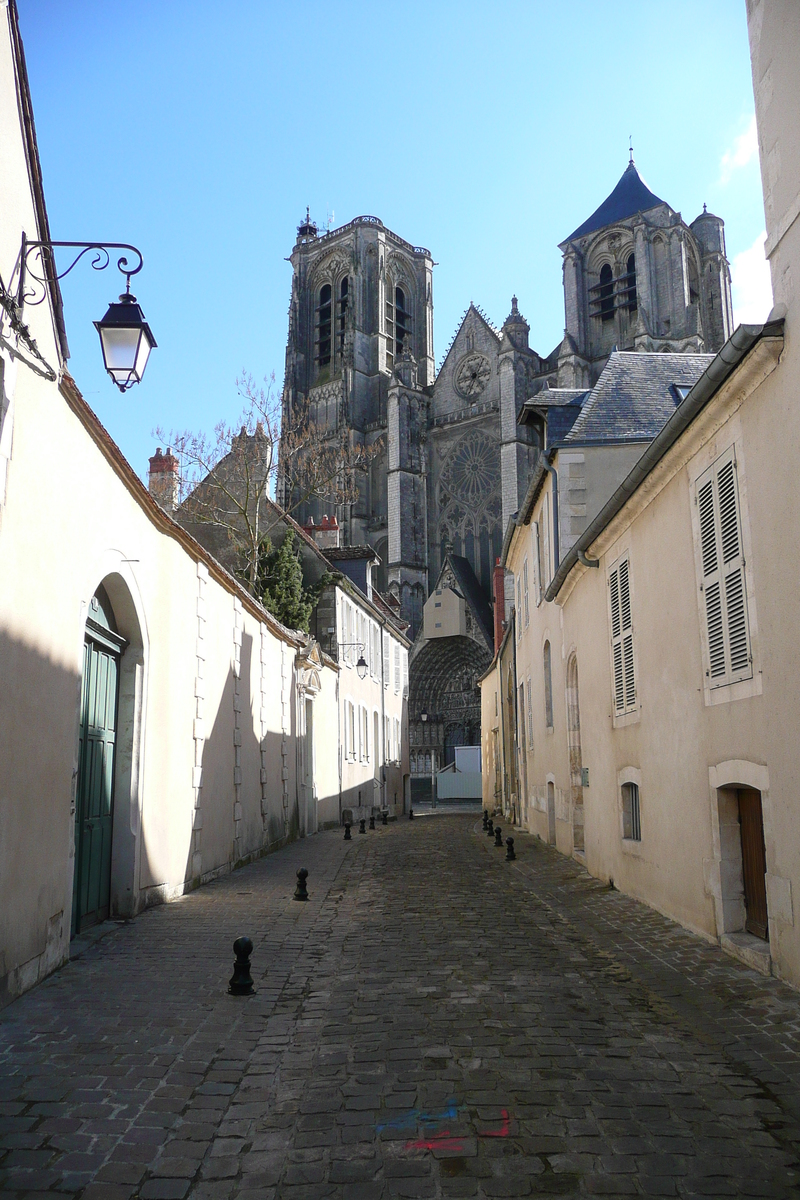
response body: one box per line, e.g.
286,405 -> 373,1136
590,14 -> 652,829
526,678 -> 533,746
532,522 -> 542,603
383,632 -> 390,688
697,451 -> 752,686
401,650 -> 408,697
609,556 -> 635,714
523,558 -> 529,627
394,644 -> 400,694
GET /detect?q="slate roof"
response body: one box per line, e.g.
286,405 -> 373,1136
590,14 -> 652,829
447,555 -> 494,650
563,161 -> 667,244
564,352 -> 715,444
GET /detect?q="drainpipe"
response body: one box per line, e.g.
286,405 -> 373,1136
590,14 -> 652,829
542,459 -> 559,570
577,549 -> 599,569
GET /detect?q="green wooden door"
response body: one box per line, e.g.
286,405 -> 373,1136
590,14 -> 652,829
71,601 -> 123,936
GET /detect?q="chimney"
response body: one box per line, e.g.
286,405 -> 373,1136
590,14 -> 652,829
302,513 -> 340,550
148,447 -> 179,511
493,558 -> 505,654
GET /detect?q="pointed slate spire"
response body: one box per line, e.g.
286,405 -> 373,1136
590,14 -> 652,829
562,160 -> 667,244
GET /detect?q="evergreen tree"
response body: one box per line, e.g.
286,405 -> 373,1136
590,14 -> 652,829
256,528 -> 333,633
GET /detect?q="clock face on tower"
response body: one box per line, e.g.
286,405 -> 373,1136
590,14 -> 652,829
454,353 -> 491,399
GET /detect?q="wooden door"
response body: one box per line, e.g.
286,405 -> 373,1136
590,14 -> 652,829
739,788 -> 768,940
71,634 -> 120,936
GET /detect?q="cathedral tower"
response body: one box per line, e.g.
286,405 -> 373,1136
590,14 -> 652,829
282,213 -> 434,575
558,159 -> 734,386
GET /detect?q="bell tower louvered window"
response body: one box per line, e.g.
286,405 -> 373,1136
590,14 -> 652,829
625,254 -> 637,312
396,287 -> 410,355
599,264 -> 614,322
696,449 -> 752,687
337,277 -> 349,357
316,284 -> 332,368
608,555 -> 636,715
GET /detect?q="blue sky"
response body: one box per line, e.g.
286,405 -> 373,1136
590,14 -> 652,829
19,1 -> 769,481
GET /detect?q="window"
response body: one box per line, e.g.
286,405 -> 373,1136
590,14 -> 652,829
316,284 -> 332,367
346,700 -> 356,760
609,555 -> 636,715
338,277 -> 349,356
526,677 -> 533,748
385,288 -> 395,366
599,263 -> 614,322
523,557 -> 530,627
394,717 -> 401,761
394,644 -> 400,694
543,641 -> 553,729
383,631 -> 390,688
625,254 -> 637,312
696,450 -> 752,688
361,706 -> 370,762
396,287 -> 410,355
516,575 -> 522,640
385,715 -> 391,760
401,649 -> 408,698
622,782 -> 641,841
518,684 -> 526,753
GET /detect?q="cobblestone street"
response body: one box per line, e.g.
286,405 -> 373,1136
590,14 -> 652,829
2,814 -> 800,1200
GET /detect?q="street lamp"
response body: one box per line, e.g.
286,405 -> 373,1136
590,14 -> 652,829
338,642 -> 368,680
15,235 -> 156,392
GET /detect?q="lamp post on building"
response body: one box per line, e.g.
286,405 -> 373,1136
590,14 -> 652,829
12,235 -> 156,391
338,643 -> 368,680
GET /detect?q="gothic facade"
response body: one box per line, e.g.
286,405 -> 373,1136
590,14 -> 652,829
280,160 -> 733,773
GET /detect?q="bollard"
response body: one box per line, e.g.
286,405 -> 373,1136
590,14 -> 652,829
228,936 -> 254,995
482,809 -> 489,830
369,813 -> 375,830
409,807 -> 414,820
293,867 -> 309,901
382,810 -> 388,826
359,818 -> 366,835
494,826 -> 503,847
506,837 -> 516,861
344,822 -> 352,840
487,819 -> 494,837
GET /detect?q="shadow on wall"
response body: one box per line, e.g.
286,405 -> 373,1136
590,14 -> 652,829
0,629 -> 81,1006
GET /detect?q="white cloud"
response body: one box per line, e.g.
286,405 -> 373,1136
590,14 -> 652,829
731,231 -> 773,326
719,113 -> 759,185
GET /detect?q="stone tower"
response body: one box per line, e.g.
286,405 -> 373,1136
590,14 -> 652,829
557,158 -> 734,387
281,212 -> 434,599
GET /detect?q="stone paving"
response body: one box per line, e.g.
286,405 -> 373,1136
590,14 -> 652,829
2,815 -> 800,1199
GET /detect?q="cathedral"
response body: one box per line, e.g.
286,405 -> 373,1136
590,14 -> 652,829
280,158 -> 733,780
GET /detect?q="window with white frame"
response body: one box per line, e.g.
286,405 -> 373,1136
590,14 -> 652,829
526,677 -> 533,749
346,700 -> 356,759
361,705 -> 370,762
394,717 -> 401,761
401,648 -> 408,697
383,631 -> 390,688
394,643 -> 400,694
523,557 -> 530,627
696,449 -> 752,687
608,554 -> 636,715
621,782 -> 641,841
385,714 -> 391,760
533,520 -> 543,603
516,574 -> 522,640
543,640 -> 553,729
518,683 -> 526,753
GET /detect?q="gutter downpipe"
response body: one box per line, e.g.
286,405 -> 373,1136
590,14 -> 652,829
577,549 -> 599,569
542,459 -> 559,571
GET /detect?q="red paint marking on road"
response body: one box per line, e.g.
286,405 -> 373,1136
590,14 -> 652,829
477,1108 -> 510,1138
405,1130 -> 465,1152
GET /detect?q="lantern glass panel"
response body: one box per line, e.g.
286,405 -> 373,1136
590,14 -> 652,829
134,329 -> 154,379
100,325 -> 140,376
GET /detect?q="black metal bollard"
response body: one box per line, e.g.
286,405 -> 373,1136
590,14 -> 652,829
487,819 -> 494,837
494,826 -> 503,847
382,810 -> 388,826
293,868 -> 309,901
506,837 -> 516,861
343,822 -> 351,840
359,818 -> 366,835
369,813 -> 375,830
228,936 -> 254,995
482,809 -> 489,830
409,807 -> 414,820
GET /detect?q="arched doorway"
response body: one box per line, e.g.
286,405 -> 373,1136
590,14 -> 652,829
72,584 -> 126,935
566,654 -> 584,853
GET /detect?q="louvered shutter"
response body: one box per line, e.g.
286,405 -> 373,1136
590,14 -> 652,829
383,631 -> 390,688
609,555 -> 636,715
696,450 -> 752,687
533,522 -> 542,604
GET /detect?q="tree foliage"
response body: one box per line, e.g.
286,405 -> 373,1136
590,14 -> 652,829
156,373 -> 379,597
256,528 -> 335,633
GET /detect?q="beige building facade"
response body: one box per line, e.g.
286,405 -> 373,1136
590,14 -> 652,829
483,0 -> 800,986
0,2 -> 406,1008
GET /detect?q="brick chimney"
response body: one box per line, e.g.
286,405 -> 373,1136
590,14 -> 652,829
148,447 -> 179,511
302,513 -> 340,550
493,558 -> 505,654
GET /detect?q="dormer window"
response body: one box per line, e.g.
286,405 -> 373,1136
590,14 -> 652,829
625,254 -> 637,312
599,264 -> 614,322
337,277 -> 349,356
316,284 -> 332,368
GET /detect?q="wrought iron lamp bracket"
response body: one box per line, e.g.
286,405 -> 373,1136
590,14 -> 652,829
17,234 -> 144,309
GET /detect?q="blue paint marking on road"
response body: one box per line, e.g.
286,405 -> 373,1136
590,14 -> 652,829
376,1101 -> 458,1132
